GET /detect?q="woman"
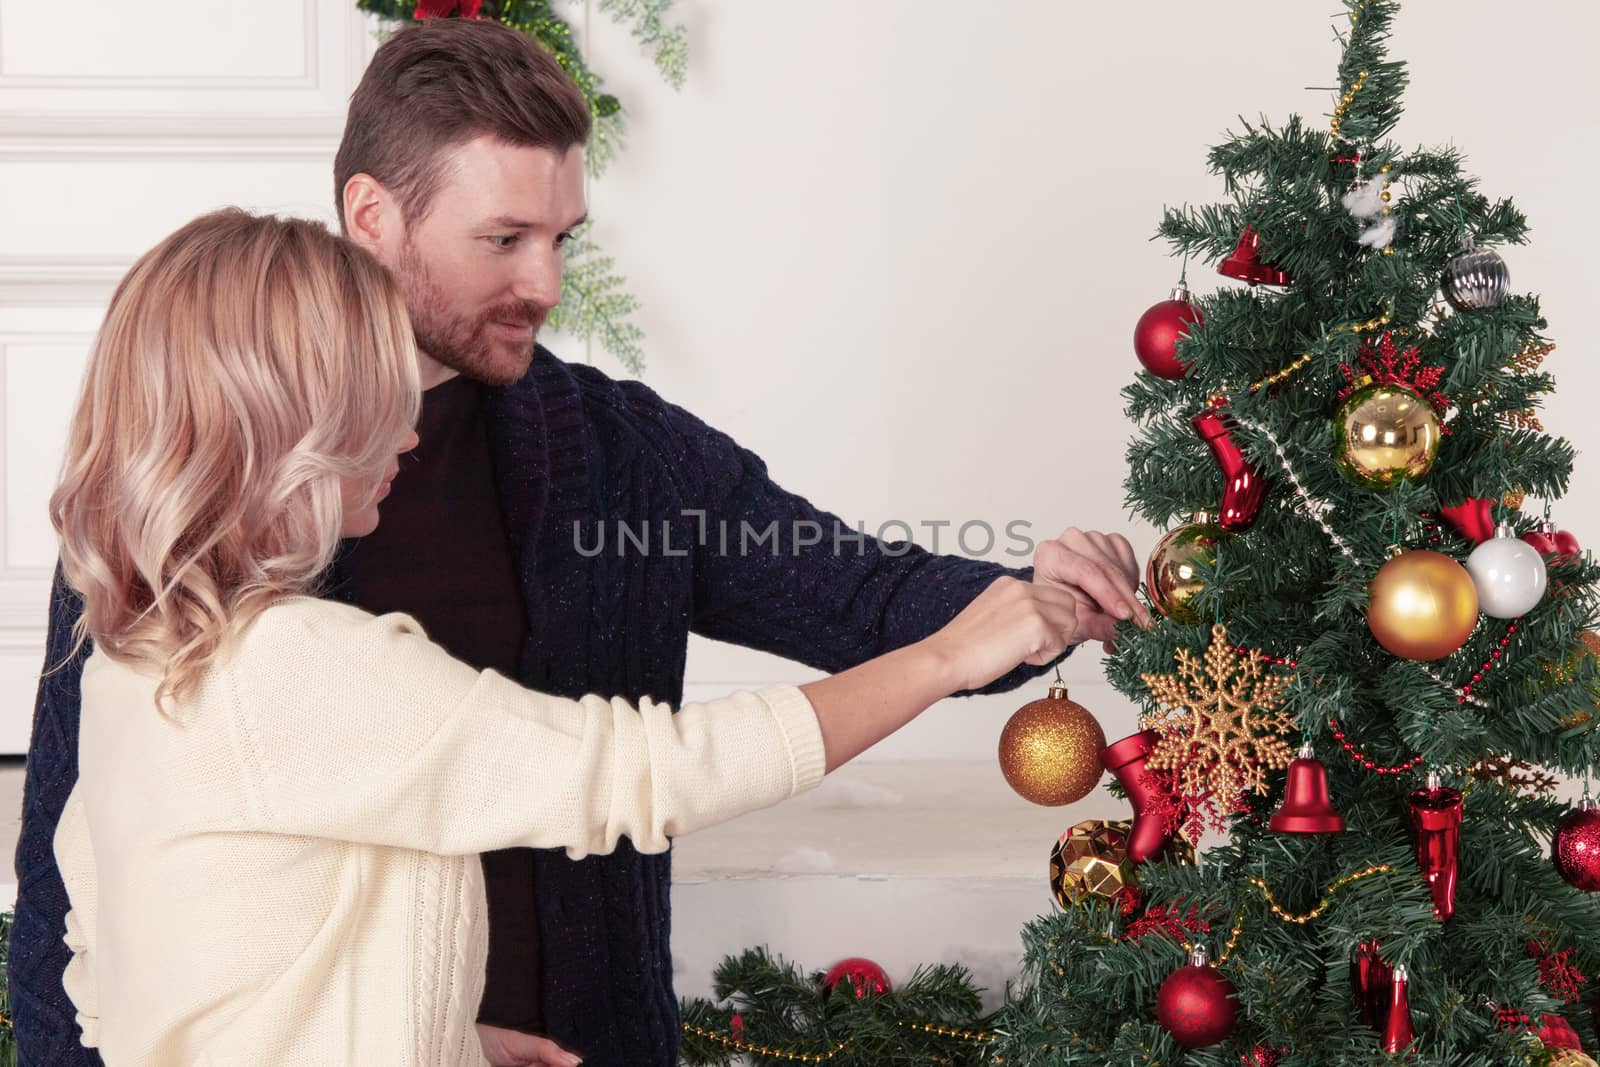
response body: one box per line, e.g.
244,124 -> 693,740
49,209 -> 1084,1066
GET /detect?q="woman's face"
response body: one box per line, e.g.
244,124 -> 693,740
339,430 -> 419,538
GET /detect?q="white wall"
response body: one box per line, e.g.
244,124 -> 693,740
0,0 -> 1597,780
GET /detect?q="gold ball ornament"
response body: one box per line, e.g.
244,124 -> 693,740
1367,549 -> 1479,661
1146,520 -> 1223,624
999,683 -> 1106,806
1333,379 -> 1441,489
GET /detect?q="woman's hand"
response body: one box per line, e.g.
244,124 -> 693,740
921,576 -> 1083,693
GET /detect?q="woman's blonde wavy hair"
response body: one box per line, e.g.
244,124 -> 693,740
51,208 -> 421,713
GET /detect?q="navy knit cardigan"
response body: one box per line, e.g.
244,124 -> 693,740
9,348 -> 1069,1066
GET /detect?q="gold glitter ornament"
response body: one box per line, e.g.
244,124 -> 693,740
1139,624 -> 1297,822
1048,820 -> 1132,906
998,682 -> 1106,806
1333,378 -> 1441,488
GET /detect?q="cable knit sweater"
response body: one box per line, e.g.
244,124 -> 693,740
52,597 -> 825,1065
12,346 -> 1068,1066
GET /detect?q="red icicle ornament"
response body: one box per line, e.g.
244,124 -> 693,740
1409,772 -> 1463,920
1191,397 -> 1268,532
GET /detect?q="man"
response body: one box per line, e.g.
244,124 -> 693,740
10,17 -> 1148,1066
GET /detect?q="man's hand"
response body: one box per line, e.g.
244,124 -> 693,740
476,1022 -> 583,1067
1030,527 -> 1151,654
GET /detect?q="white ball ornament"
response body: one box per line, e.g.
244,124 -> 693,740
1466,522 -> 1547,618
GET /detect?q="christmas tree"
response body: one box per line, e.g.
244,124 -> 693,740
991,1 -> 1600,1063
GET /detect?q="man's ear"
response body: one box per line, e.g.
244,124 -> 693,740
342,173 -> 393,252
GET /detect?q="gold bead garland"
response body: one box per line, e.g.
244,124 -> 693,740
1330,69 -> 1370,139
681,1017 -> 1001,1061
681,1021 -> 852,1063
1244,303 -> 1395,395
1248,863 -> 1394,924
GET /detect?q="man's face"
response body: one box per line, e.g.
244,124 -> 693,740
392,136 -> 587,386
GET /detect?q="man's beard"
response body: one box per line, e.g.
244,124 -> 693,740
398,240 -> 547,386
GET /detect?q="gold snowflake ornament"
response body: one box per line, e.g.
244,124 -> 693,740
1139,623 -> 1298,821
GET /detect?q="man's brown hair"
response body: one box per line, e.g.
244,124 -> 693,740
333,18 -> 592,231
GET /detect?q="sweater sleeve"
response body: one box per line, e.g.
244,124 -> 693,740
10,564 -> 103,1065
228,602 -> 827,858
646,393 -> 1073,694
51,785 -> 100,1048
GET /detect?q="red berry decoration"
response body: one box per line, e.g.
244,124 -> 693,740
1157,946 -> 1239,1048
1553,795 -> 1600,892
821,957 -> 891,1000
1134,282 -> 1203,380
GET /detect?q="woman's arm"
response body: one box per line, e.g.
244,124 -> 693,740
229,581 -> 1077,859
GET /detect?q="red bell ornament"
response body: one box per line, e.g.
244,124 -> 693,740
1191,399 -> 1268,532
1269,744 -> 1345,833
1218,225 -> 1292,287
1380,964 -> 1415,1053
1409,772 -> 1463,920
1100,729 -> 1182,863
1439,498 -> 1496,545
1134,282 -> 1203,380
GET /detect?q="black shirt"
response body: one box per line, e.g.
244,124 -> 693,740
334,373 -> 542,1032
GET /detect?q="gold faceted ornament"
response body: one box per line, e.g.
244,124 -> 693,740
1543,1050 -> 1600,1067
1146,520 -> 1223,624
1366,549 -> 1479,661
1048,820 -> 1132,907
1333,378 -> 1441,489
998,683 -> 1106,806
1504,488 -> 1526,511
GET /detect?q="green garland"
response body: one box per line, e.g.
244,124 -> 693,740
0,911 -> 15,1066
677,947 -> 998,1066
355,0 -> 688,373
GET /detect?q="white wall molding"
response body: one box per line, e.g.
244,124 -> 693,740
0,258 -> 127,306
0,113 -> 342,161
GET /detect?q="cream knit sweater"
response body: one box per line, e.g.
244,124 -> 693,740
53,597 -> 826,1065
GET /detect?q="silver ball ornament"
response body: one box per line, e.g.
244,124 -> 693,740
1443,241 -> 1509,310
1465,522 -> 1546,618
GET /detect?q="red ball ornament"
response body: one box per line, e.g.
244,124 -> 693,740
1157,946 -> 1239,1048
1134,282 -> 1203,380
1244,1047 -> 1284,1067
822,957 -> 891,1000
1524,520 -> 1582,563
1554,796 -> 1600,892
